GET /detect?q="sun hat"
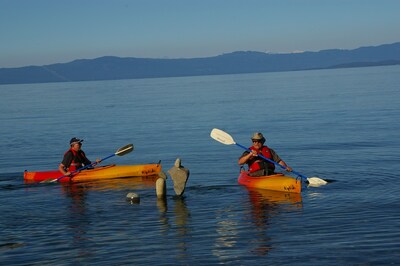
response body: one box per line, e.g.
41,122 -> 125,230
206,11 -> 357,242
251,132 -> 265,142
70,137 -> 84,145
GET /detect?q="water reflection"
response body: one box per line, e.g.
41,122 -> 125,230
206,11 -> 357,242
173,197 -> 190,228
246,188 -> 302,256
58,176 -> 160,259
212,187 -> 303,260
60,183 -> 92,257
173,197 -> 191,259
213,208 -> 239,260
156,196 -> 191,259
156,198 -> 169,234
70,175 -> 159,191
246,188 -> 302,211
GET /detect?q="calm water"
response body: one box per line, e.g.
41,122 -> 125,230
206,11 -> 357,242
1,66 -> 399,265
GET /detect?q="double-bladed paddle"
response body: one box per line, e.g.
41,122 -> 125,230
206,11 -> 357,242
44,144 -> 134,183
210,128 -> 327,187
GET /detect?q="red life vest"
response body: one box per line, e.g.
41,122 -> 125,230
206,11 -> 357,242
64,148 -> 87,172
248,146 -> 275,173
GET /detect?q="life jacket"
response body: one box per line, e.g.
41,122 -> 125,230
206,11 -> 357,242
64,148 -> 88,172
248,146 -> 275,173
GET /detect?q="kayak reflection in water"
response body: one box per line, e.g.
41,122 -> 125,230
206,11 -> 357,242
238,132 -> 292,177
58,137 -> 101,177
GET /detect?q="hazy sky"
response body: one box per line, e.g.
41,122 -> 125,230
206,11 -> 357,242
1,0 -> 399,68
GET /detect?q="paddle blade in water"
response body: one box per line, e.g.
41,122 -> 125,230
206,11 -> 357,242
307,177 -> 328,187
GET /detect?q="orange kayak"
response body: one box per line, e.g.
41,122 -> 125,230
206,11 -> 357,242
24,163 -> 162,183
238,171 -> 302,193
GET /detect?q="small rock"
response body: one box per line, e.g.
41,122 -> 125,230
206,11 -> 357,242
126,192 -> 140,204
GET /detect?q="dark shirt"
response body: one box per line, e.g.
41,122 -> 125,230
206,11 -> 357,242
61,150 -> 91,170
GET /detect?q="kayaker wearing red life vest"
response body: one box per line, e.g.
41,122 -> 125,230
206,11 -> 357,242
238,132 -> 292,176
58,137 -> 100,176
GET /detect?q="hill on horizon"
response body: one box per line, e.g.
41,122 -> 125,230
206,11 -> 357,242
1,42 -> 400,85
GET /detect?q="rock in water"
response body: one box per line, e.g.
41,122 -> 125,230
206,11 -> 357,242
157,170 -> 168,180
168,158 -> 190,196
156,177 -> 166,198
126,192 -> 140,203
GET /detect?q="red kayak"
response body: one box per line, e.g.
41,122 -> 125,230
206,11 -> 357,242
24,163 -> 162,183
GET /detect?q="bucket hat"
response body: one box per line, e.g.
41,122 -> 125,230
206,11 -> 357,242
251,132 -> 265,143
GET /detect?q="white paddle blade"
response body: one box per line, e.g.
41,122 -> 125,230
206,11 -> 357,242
210,128 -> 236,145
307,177 -> 328,187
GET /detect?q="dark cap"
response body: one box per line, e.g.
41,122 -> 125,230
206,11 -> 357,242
70,137 -> 83,145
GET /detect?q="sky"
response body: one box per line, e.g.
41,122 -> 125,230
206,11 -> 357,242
1,0 -> 399,68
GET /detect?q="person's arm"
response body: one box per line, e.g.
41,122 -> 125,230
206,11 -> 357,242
80,151 -> 101,167
79,150 -> 93,166
58,163 -> 71,176
59,151 -> 72,175
238,150 -> 257,165
271,149 -> 292,172
278,160 -> 292,172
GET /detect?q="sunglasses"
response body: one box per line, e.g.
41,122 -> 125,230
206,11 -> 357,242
252,140 -> 262,143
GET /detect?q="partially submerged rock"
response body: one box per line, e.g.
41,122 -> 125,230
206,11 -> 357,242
156,178 -> 167,199
168,158 -> 190,196
126,192 -> 140,204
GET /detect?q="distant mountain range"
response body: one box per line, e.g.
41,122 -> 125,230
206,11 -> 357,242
1,42 -> 399,85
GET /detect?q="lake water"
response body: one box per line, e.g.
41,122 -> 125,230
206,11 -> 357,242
1,66 -> 399,265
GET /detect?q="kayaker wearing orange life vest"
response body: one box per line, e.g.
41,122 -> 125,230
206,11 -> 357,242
58,137 -> 100,176
238,132 -> 292,176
